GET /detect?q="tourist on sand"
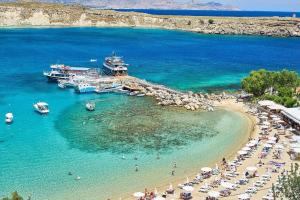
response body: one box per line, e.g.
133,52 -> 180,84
222,157 -> 227,166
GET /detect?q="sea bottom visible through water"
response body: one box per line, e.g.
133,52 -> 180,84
1,27 -> 292,200
49,93 -> 250,200
56,95 -> 221,154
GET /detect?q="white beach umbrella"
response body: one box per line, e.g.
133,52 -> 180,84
267,140 -> 276,144
263,121 -> 270,125
221,181 -> 235,189
270,114 -> 278,118
228,162 -> 236,166
242,147 -> 251,151
246,143 -> 256,147
201,167 -> 212,173
249,139 -> 259,144
133,192 -> 144,198
273,118 -> 281,122
287,127 -> 295,132
238,193 -> 250,200
261,125 -> 269,130
275,144 -> 284,149
269,136 -> 277,141
246,166 -> 257,172
153,196 -> 165,200
238,150 -> 248,155
264,143 -> 273,148
208,191 -> 220,198
262,196 -> 274,200
259,116 -> 268,119
182,185 -> 194,192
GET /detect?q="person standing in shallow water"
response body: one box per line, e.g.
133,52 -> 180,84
135,164 -> 139,172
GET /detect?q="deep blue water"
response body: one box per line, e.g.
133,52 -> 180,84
115,9 -> 300,18
1,27 -> 300,199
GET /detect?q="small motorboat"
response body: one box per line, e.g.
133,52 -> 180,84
85,102 -> 95,111
129,91 -> 139,96
90,59 -> 97,62
137,93 -> 145,97
33,102 -> 50,114
5,113 -> 13,124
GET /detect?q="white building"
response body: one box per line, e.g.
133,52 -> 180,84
281,107 -> 300,131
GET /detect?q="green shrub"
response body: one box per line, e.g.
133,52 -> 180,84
208,19 -> 214,24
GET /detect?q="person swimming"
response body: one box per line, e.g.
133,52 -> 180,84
171,170 -> 175,176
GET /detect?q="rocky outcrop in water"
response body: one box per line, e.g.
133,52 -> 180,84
0,2 -> 300,37
121,76 -> 235,111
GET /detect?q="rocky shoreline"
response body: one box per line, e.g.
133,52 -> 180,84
0,2 -> 300,37
120,76 -> 235,111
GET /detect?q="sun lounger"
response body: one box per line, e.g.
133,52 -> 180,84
262,196 -> 274,200
246,186 -> 257,194
254,180 -> 264,187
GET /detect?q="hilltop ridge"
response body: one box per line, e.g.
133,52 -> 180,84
0,2 -> 299,37
38,0 -> 240,10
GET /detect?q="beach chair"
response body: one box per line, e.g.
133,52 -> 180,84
254,180 -> 265,187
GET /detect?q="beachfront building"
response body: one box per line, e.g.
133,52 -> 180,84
257,100 -> 285,114
281,107 -> 300,131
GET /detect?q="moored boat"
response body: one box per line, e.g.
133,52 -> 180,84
5,113 -> 13,124
102,52 -> 128,76
43,64 -> 90,82
33,102 -> 50,114
85,101 -> 95,111
75,83 -> 96,93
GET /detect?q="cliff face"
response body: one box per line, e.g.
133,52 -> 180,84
0,2 -> 300,37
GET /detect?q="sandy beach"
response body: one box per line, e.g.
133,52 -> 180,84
123,98 -> 300,200
121,99 -> 256,199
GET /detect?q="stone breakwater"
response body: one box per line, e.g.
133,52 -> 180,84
1,2 -> 300,37
119,76 -> 234,111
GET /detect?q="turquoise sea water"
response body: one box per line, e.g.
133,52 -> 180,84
1,28 -> 300,199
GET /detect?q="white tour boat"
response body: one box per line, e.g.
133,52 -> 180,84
33,102 -> 50,114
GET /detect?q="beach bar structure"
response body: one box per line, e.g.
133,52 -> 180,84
281,107 -> 300,131
258,100 -> 285,114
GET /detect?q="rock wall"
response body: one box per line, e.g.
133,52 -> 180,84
1,2 -> 300,37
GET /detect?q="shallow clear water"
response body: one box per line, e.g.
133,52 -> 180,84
0,27 -> 300,199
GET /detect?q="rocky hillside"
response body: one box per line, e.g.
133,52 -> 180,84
0,2 -> 300,37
